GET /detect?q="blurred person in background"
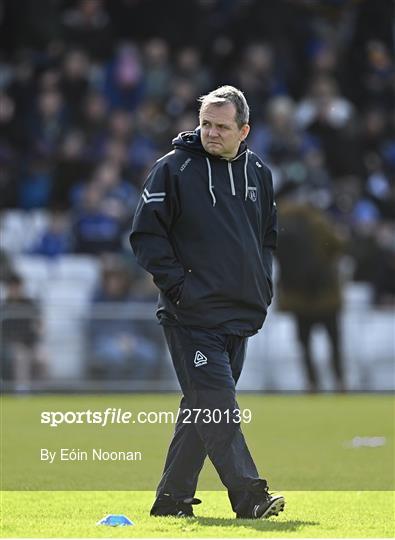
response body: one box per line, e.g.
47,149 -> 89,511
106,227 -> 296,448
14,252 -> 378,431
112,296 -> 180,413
362,40 -> 395,109
250,95 -> 319,195
174,46 -> 211,97
349,204 -> 382,287
31,210 -> 72,258
250,96 -> 303,162
104,110 -> 136,178
28,87 -> 68,156
78,91 -> 108,162
295,75 -> 358,177
61,0 -> 114,62
128,100 -> 164,177
71,178 -> 125,254
250,94 -> 336,220
6,54 -> 36,148
0,91 -> 17,150
373,222 -> 395,306
142,38 -> 173,102
0,250 -> 15,283
0,91 -> 19,208
51,130 -> 92,208
1,273 -> 46,391
87,261 -> 160,379
90,159 -> 138,216
236,43 -> 286,120
107,109 -> 134,146
59,49 -> 90,125
308,39 -> 339,81
164,78 -> 197,126
103,42 -> 144,111
71,159 -> 138,254
276,201 -> 346,392
18,153 -> 54,210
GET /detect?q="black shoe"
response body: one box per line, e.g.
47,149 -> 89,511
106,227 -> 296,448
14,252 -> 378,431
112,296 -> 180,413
150,494 -> 202,517
236,480 -> 285,519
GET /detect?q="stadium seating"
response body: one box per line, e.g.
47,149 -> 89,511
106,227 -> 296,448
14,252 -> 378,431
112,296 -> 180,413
2,252 -> 393,390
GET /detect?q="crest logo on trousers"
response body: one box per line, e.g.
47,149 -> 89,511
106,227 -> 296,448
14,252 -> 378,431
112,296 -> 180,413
194,351 -> 208,367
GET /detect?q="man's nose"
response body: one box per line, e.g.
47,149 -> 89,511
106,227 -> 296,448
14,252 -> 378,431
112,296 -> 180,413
208,127 -> 219,137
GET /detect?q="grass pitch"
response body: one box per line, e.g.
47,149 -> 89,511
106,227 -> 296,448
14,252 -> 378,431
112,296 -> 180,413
1,393 -> 394,537
1,490 -> 394,537
2,393 -> 393,491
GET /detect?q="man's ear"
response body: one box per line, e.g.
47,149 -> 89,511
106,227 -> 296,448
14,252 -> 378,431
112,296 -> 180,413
240,124 -> 250,141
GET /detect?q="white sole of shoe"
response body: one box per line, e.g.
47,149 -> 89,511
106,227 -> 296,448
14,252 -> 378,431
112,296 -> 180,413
259,496 -> 285,518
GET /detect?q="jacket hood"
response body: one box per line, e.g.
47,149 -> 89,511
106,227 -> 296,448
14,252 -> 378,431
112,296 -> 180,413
172,127 -> 248,160
172,128 -> 205,155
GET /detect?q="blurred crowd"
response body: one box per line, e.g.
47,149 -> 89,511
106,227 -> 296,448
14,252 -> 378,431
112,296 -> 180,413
1,0 -> 394,295
0,0 -> 394,387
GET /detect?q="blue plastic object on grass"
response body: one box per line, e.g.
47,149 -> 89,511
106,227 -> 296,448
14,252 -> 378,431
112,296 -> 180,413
96,514 -> 134,526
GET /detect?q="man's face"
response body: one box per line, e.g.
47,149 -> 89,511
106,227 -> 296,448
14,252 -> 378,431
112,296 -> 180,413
199,102 -> 250,160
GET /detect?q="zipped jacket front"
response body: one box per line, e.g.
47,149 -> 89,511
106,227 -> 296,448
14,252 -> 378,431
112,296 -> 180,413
130,129 -> 277,336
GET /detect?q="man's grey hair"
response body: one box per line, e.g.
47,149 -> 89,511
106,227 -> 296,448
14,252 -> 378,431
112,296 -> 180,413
198,85 -> 250,128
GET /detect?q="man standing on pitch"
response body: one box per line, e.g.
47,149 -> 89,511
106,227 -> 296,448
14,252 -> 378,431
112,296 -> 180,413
130,86 -> 284,519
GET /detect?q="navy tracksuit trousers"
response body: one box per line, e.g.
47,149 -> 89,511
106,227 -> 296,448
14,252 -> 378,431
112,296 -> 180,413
156,325 -> 261,513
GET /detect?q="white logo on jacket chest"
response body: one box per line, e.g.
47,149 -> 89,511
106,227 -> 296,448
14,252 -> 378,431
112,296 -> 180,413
180,158 -> 192,172
248,187 -> 257,202
194,351 -> 207,367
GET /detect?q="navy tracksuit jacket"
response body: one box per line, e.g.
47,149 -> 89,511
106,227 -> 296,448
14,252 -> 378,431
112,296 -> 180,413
130,129 -> 277,513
